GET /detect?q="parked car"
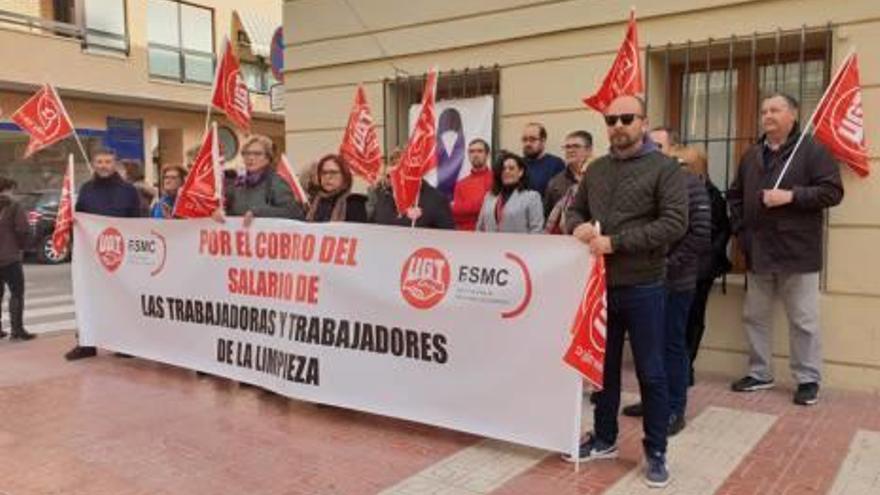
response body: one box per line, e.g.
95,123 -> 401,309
13,189 -> 70,264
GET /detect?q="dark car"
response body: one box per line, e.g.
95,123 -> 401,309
13,189 -> 70,264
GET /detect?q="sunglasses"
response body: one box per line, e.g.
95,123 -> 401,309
604,114 -> 643,127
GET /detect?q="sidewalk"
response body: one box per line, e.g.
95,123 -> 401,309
0,333 -> 878,495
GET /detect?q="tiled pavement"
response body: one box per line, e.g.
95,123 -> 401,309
1,333 -> 879,495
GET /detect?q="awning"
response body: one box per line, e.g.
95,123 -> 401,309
234,9 -> 280,59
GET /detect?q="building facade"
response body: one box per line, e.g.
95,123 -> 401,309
0,0 -> 284,191
283,0 -> 880,391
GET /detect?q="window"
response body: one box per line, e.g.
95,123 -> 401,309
147,0 -> 214,84
648,27 -> 831,191
84,0 -> 128,53
646,27 -> 832,276
384,66 -> 500,154
241,60 -> 272,93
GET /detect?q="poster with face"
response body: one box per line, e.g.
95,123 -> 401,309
409,95 -> 494,200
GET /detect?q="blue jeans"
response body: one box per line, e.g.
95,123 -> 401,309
666,288 -> 694,418
594,283 -> 669,456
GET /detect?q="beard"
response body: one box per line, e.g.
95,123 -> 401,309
523,147 -> 541,160
611,132 -> 636,149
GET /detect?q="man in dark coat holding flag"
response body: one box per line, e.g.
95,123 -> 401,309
727,93 -> 843,406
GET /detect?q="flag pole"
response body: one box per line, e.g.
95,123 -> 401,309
205,37 -> 227,134
773,50 -> 855,189
50,84 -> 92,173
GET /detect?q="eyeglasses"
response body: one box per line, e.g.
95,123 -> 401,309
241,151 -> 266,158
563,143 -> 586,150
603,114 -> 643,127
320,170 -> 342,177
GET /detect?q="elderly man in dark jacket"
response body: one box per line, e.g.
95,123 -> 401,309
0,177 -> 35,341
727,93 -> 843,406
563,95 -> 687,489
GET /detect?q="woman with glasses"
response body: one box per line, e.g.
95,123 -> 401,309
306,154 -> 367,223
213,134 -> 304,225
476,152 -> 544,234
150,165 -> 187,218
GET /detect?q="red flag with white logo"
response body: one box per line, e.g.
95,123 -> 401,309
173,124 -> 223,218
391,69 -> 438,215
811,53 -> 869,177
11,84 -> 75,158
211,38 -> 252,132
563,254 -> 608,390
51,154 -> 75,258
276,154 -> 309,205
339,85 -> 382,184
582,10 -> 643,113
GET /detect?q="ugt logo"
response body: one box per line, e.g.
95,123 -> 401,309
96,227 -> 125,273
400,247 -> 450,310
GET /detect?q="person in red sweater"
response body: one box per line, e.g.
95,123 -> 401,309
451,138 -> 493,231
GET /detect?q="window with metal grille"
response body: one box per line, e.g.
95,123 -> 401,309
382,66 -> 500,158
646,26 -> 833,278
646,26 -> 832,191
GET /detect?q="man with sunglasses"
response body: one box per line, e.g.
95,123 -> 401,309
563,95 -> 687,489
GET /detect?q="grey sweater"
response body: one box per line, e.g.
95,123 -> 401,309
565,141 -> 688,287
476,189 -> 544,234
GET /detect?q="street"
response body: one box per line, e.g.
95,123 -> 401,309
0,262 -> 74,337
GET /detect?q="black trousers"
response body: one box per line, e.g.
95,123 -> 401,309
685,277 -> 716,382
0,261 -> 25,333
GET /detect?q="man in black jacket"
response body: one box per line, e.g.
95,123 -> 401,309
65,148 -> 141,361
563,95 -> 687,489
622,145 -> 711,437
727,93 -> 843,406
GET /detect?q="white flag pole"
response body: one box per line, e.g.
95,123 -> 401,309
773,50 -> 855,189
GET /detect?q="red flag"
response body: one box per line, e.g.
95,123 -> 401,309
276,154 -> 309,205
391,69 -> 438,215
811,53 -> 869,177
211,38 -> 252,132
339,85 -> 382,184
11,84 -> 75,158
582,10 -> 643,113
563,254 -> 608,390
173,124 -> 223,218
51,154 -> 75,258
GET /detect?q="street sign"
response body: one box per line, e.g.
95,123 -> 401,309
270,83 -> 285,112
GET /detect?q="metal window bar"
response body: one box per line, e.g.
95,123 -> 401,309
384,66 -> 501,152
645,24 -> 832,283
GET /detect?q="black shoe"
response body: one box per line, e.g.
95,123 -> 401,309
10,330 -> 36,341
622,402 -> 644,417
113,352 -> 134,358
65,345 -> 97,361
668,414 -> 686,436
561,433 -> 619,463
0,329 -> 7,339
731,375 -> 775,392
794,382 -> 819,406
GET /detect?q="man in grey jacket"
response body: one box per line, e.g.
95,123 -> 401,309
563,95 -> 687,489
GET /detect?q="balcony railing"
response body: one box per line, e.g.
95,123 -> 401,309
0,8 -> 129,54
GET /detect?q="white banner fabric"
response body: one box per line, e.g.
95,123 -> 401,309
72,213 -> 587,454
